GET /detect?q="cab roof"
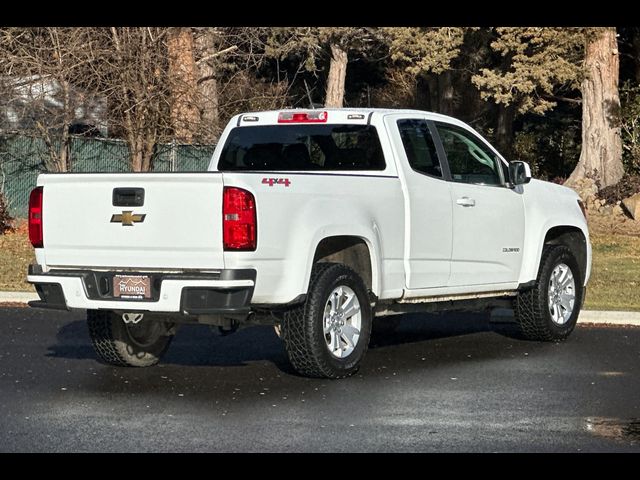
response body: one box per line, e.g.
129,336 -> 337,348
233,108 -> 467,128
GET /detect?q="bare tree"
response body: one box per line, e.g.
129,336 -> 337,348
167,28 -> 199,143
0,28 -> 99,172
201,28 -> 290,137
0,27 -> 175,173
96,27 -> 173,172
173,27 -> 284,144
194,28 -> 222,142
193,28 -> 243,143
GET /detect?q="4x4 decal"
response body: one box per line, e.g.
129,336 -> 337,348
262,178 -> 291,187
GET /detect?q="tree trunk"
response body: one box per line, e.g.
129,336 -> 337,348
566,28 -> 623,189
38,128 -> 60,173
632,28 -> 640,84
141,132 -> 155,172
423,72 -> 454,115
195,30 -> 220,143
437,70 -> 455,116
167,27 -> 199,143
58,79 -> 72,173
132,151 -> 142,172
495,103 -> 515,159
325,43 -> 348,108
415,74 -> 431,110
425,75 -> 438,112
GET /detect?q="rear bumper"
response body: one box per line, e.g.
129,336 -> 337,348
27,266 -> 255,315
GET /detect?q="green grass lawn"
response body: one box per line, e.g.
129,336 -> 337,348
1,231 -> 639,310
584,233 -> 640,311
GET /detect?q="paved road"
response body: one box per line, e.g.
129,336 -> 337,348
0,307 -> 638,452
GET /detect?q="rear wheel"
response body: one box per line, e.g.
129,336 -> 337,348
513,245 -> 583,341
281,263 -> 372,378
87,310 -> 174,367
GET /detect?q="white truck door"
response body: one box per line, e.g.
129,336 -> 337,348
433,121 -> 525,287
387,116 -> 452,289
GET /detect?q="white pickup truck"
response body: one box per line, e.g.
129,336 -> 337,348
27,108 -> 591,378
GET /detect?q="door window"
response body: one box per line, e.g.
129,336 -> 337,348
436,123 -> 503,186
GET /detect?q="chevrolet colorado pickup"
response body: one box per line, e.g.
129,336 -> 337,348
27,108 -> 591,378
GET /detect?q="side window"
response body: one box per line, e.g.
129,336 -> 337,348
435,123 -> 503,186
397,119 -> 443,178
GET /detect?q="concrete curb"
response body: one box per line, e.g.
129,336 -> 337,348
1,291 -> 639,326
0,291 -> 38,303
577,310 -> 640,326
490,307 -> 640,327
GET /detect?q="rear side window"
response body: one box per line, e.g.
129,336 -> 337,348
218,124 -> 385,171
397,119 -> 443,178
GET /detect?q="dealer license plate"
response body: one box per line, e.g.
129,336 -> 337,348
113,275 -> 151,299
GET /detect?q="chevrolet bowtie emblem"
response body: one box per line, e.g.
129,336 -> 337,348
111,211 -> 146,226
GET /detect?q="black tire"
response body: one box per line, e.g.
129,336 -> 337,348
281,263 -> 373,379
513,245 -> 583,342
87,310 -> 174,367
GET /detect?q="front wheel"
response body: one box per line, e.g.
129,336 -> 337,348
87,310 -> 174,367
513,245 -> 583,341
280,263 -> 373,378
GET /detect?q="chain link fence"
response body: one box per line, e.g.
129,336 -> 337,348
0,134 -> 216,218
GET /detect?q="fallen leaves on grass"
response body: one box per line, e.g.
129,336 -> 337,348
0,231 -> 34,292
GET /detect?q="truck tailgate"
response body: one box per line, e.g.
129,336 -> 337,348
40,173 -> 225,270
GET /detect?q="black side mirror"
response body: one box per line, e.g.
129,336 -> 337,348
509,161 -> 532,186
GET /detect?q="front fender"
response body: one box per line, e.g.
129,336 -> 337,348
519,219 -> 591,287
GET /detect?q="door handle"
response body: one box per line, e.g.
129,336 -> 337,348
456,197 -> 476,207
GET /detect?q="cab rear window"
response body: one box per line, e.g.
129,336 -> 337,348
217,124 -> 385,171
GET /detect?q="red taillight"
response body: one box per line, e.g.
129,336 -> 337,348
223,187 -> 256,251
278,111 -> 327,123
29,186 -> 44,248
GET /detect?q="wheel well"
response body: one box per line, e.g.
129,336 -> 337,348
543,226 -> 587,282
313,236 -> 373,291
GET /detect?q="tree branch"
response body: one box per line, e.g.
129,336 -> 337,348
196,45 -> 238,65
542,94 -> 582,105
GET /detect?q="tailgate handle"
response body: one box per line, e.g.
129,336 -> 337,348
113,188 -> 145,207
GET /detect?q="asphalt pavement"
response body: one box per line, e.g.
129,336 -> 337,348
0,306 -> 639,452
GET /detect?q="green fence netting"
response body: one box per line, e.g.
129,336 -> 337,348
0,134 -> 216,218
